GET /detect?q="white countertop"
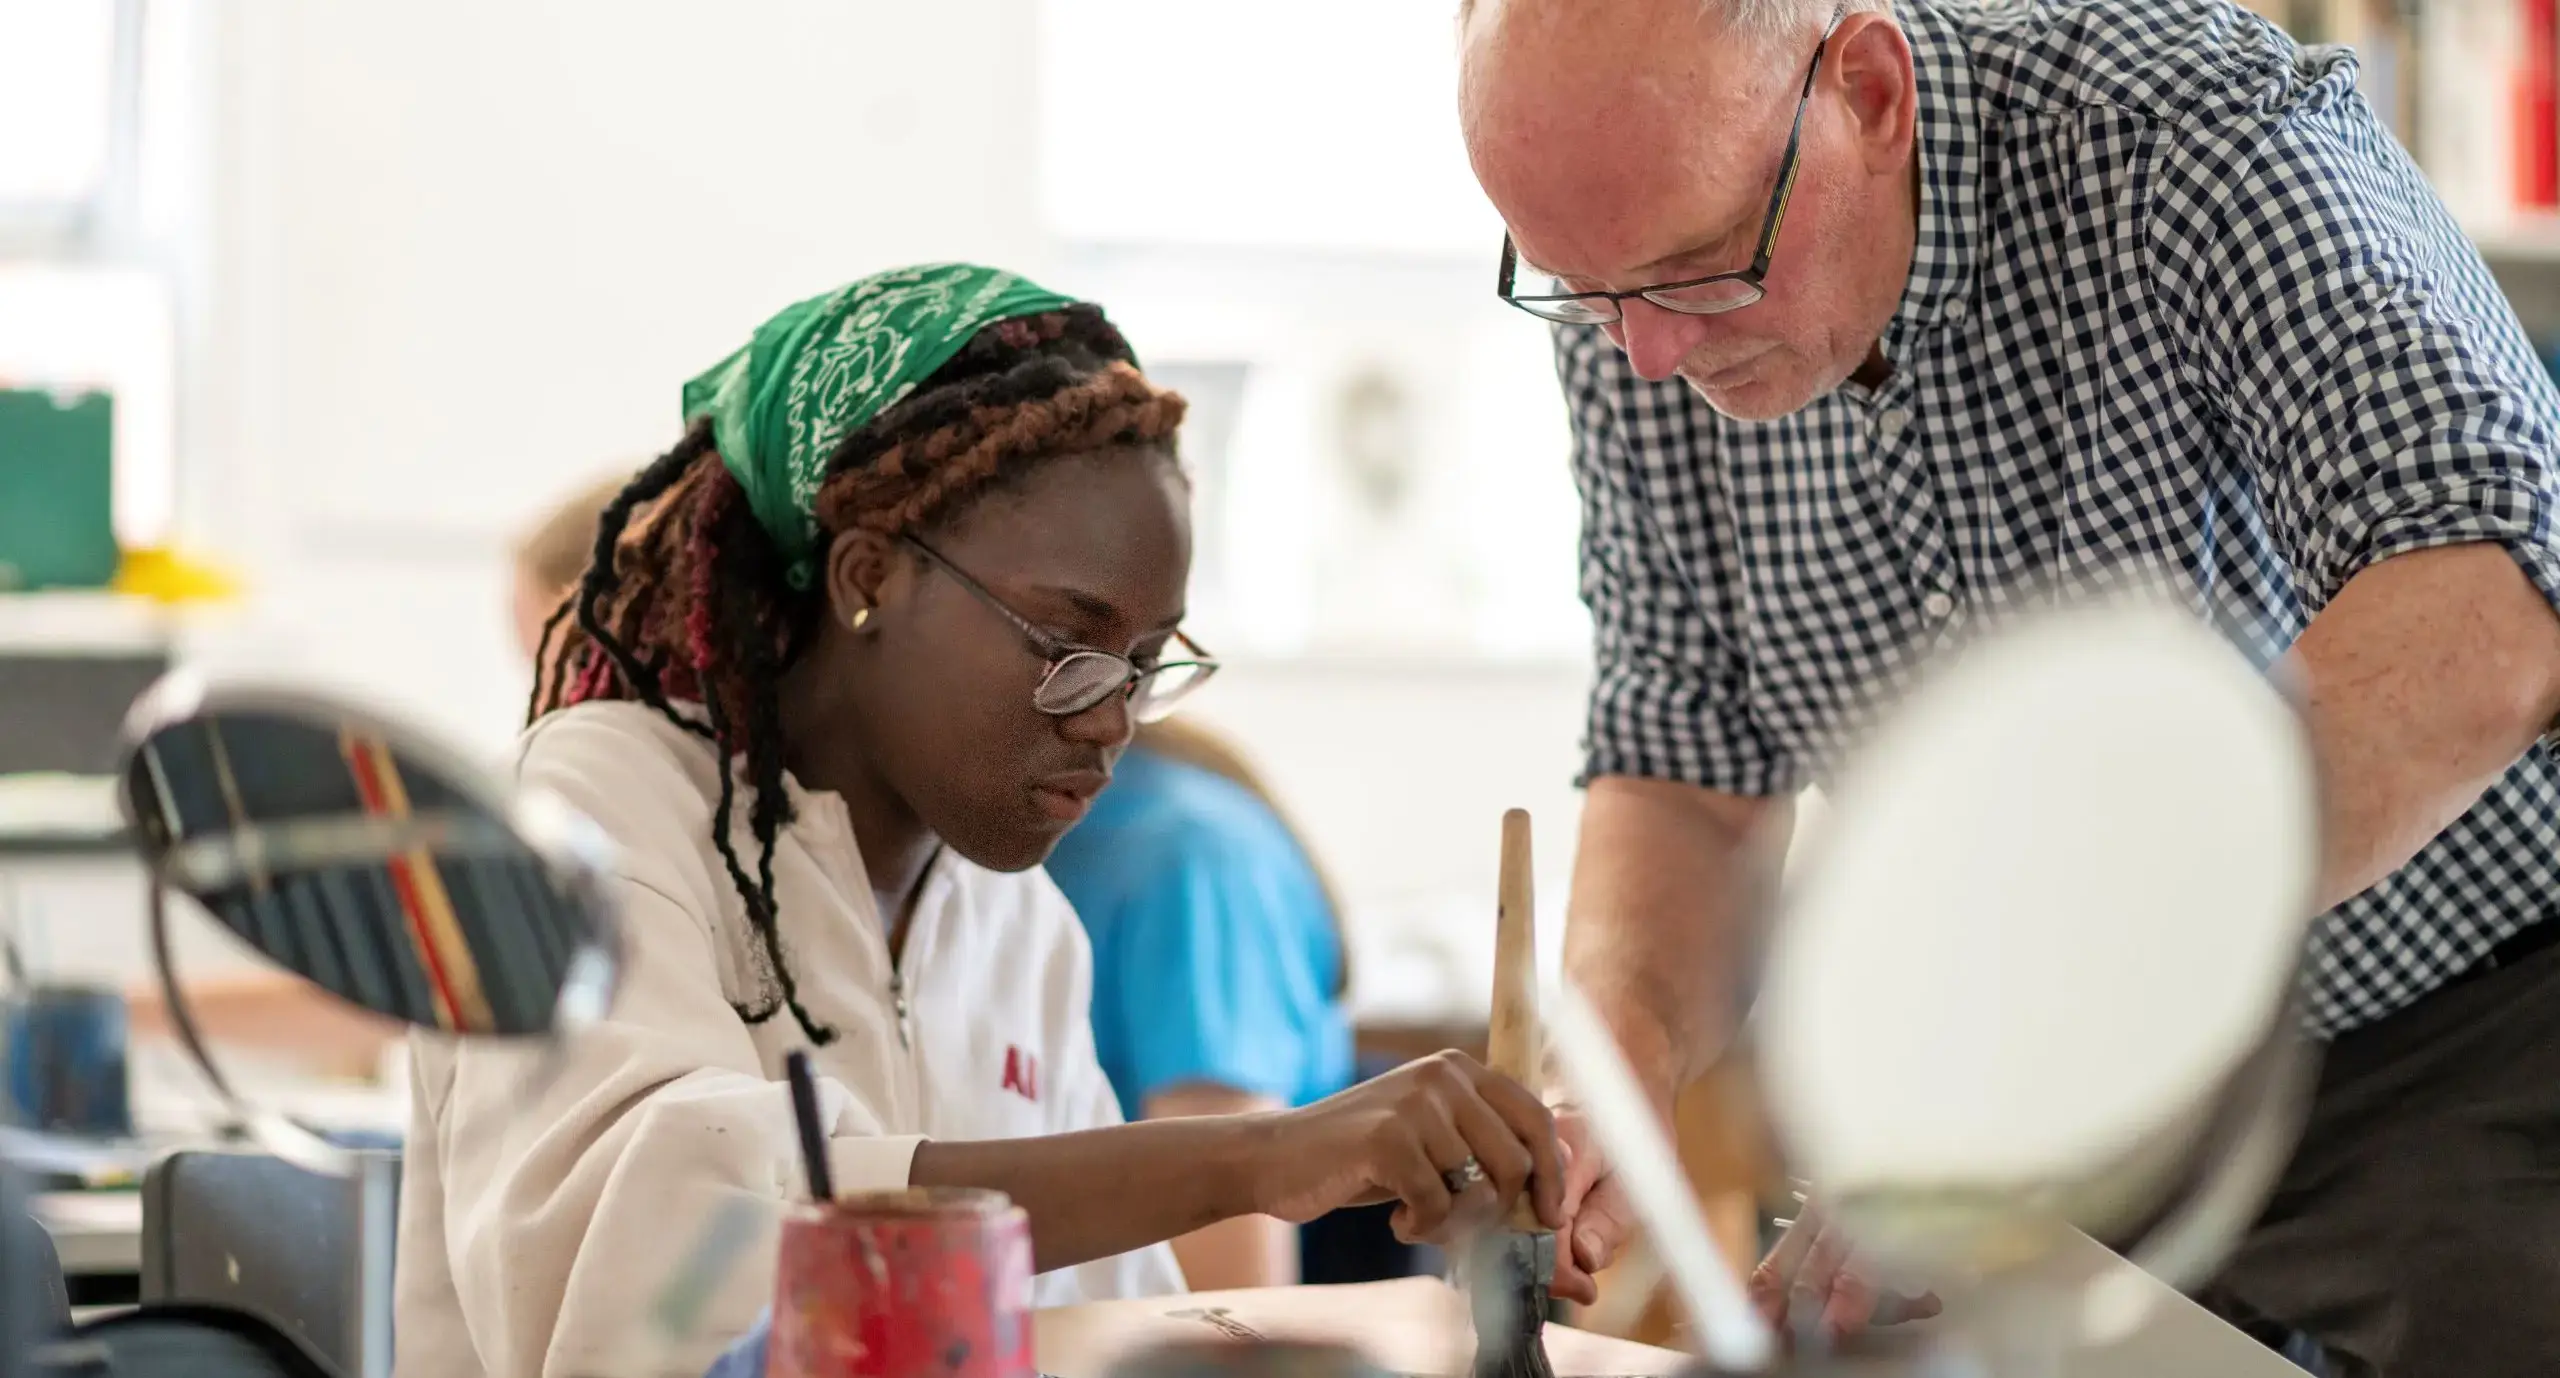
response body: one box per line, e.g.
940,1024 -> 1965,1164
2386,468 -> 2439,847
31,1181 -> 2300,1377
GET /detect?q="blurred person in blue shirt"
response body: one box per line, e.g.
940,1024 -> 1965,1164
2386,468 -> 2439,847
1044,716 -> 1366,1291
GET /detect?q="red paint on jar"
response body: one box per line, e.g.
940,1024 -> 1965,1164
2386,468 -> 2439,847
771,1188 -> 1036,1378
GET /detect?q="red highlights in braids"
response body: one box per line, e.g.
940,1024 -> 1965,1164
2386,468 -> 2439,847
528,304 -> 1186,1044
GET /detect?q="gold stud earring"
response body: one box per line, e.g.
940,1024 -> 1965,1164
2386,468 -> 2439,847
850,606 -> 872,631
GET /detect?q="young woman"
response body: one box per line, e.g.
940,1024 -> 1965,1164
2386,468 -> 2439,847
1042,716 -> 1360,1290
393,265 -> 1563,1378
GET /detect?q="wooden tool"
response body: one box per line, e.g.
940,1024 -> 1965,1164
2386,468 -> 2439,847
1467,808 -> 1556,1378
1487,807 -> 1545,1232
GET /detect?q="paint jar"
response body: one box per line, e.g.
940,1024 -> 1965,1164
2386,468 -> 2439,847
770,1187 -> 1035,1378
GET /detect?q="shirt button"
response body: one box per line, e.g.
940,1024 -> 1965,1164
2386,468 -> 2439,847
1922,590 -> 1956,620
1875,408 -> 1910,442
1945,298 -> 1969,323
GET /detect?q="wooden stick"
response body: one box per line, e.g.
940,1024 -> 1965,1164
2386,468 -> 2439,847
1487,808 -> 1544,1232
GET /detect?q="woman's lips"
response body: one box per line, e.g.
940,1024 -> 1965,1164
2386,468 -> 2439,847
1032,771 -> 1109,823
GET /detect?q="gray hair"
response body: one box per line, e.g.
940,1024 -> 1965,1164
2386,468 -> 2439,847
1717,0 -> 1892,47
1458,0 -> 1892,51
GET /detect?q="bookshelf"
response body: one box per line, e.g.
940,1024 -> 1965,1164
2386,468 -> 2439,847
2239,0 -> 2560,318
2475,219 -> 2560,264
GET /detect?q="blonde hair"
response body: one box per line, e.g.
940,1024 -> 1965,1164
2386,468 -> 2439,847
512,472 -> 635,594
1134,716 -> 1353,997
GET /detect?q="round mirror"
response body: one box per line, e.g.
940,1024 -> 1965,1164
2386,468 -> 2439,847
116,673 -> 622,1040
109,671 -> 624,1184
1756,598 -> 2321,1286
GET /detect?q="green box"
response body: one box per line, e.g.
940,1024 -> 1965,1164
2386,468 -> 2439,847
0,388 -> 118,592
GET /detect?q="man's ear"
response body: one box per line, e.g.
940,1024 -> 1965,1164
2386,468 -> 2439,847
1831,12 -> 1917,177
824,529 -> 899,632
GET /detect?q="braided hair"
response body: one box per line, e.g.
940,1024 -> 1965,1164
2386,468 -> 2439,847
530,306 -> 1187,1043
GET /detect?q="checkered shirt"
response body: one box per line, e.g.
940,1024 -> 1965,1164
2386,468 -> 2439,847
1561,0 -> 2560,1036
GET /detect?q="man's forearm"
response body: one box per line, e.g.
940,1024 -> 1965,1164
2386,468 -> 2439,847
2289,543 -> 2560,910
1564,776 -> 1793,1105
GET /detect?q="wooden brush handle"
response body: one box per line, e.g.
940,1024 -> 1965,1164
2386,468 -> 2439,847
1486,808 -> 1545,1231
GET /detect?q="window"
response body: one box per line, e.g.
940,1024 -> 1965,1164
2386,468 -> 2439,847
0,1 -> 139,250
0,0 -> 175,554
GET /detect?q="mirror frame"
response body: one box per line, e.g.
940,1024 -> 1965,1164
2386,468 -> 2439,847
1755,598 -> 2326,1295
113,670 -> 625,1179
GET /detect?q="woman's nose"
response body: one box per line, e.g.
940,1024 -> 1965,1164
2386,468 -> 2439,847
1058,691 -> 1135,749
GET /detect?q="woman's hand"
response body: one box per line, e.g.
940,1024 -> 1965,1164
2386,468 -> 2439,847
1247,1050 -> 1567,1244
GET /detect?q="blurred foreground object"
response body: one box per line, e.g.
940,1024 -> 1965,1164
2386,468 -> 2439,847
769,1188 -> 1033,1378
52,668 -> 637,1378
1757,598 -> 2320,1285
1533,594 -> 2322,1376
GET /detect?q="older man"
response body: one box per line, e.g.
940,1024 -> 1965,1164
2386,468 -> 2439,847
1460,0 -> 2560,1371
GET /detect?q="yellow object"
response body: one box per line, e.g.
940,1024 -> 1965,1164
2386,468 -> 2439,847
111,546 -> 245,605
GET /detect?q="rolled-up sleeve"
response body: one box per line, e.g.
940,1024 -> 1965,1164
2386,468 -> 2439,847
2148,88 -> 2560,621
1560,325 -> 1803,795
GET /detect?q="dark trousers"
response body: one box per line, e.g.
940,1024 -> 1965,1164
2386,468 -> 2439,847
2196,931 -> 2560,1378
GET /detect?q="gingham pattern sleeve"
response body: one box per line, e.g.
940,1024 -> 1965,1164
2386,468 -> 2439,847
2149,85 -> 2560,622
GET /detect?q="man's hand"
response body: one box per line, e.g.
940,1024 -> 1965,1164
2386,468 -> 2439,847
1547,1105 -> 1637,1304
1748,1199 -> 1943,1340
1554,779 -> 1792,1300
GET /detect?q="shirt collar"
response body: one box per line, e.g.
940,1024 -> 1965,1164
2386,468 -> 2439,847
1882,0 -> 1983,359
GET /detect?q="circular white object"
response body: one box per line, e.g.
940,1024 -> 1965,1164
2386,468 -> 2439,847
1877,408 -> 1911,442
1921,589 -> 1957,620
1760,599 -> 2318,1225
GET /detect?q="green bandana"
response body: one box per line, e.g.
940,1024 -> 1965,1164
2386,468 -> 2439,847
680,263 -> 1081,589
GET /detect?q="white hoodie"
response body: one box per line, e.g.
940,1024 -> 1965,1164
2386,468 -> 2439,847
394,702 -> 1185,1378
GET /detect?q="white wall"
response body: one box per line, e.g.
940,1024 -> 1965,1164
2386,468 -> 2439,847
1053,244 -> 1588,663
184,0 -> 1049,760
1185,656 -> 1592,907
25,1 -> 1626,1004
169,0 -> 1608,864
1038,1 -> 1498,259
1178,656 -> 1594,1024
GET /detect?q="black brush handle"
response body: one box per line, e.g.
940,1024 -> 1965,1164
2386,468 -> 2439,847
786,1049 -> 836,1203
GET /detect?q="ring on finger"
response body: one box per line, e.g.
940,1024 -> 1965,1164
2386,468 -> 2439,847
1441,1156 -> 1486,1195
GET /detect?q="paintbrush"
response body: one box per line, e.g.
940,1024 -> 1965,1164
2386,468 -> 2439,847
1463,808 -> 1557,1378
786,1049 -> 836,1203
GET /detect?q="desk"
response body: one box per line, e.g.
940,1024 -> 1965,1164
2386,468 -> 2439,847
2019,1229 -> 2302,1377
41,1196 -> 2295,1374
1035,1249 -> 2301,1378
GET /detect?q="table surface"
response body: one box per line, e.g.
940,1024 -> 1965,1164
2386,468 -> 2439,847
1034,1243 -> 2303,1378
2010,1230 -> 2301,1377
32,1192 -> 2301,1376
